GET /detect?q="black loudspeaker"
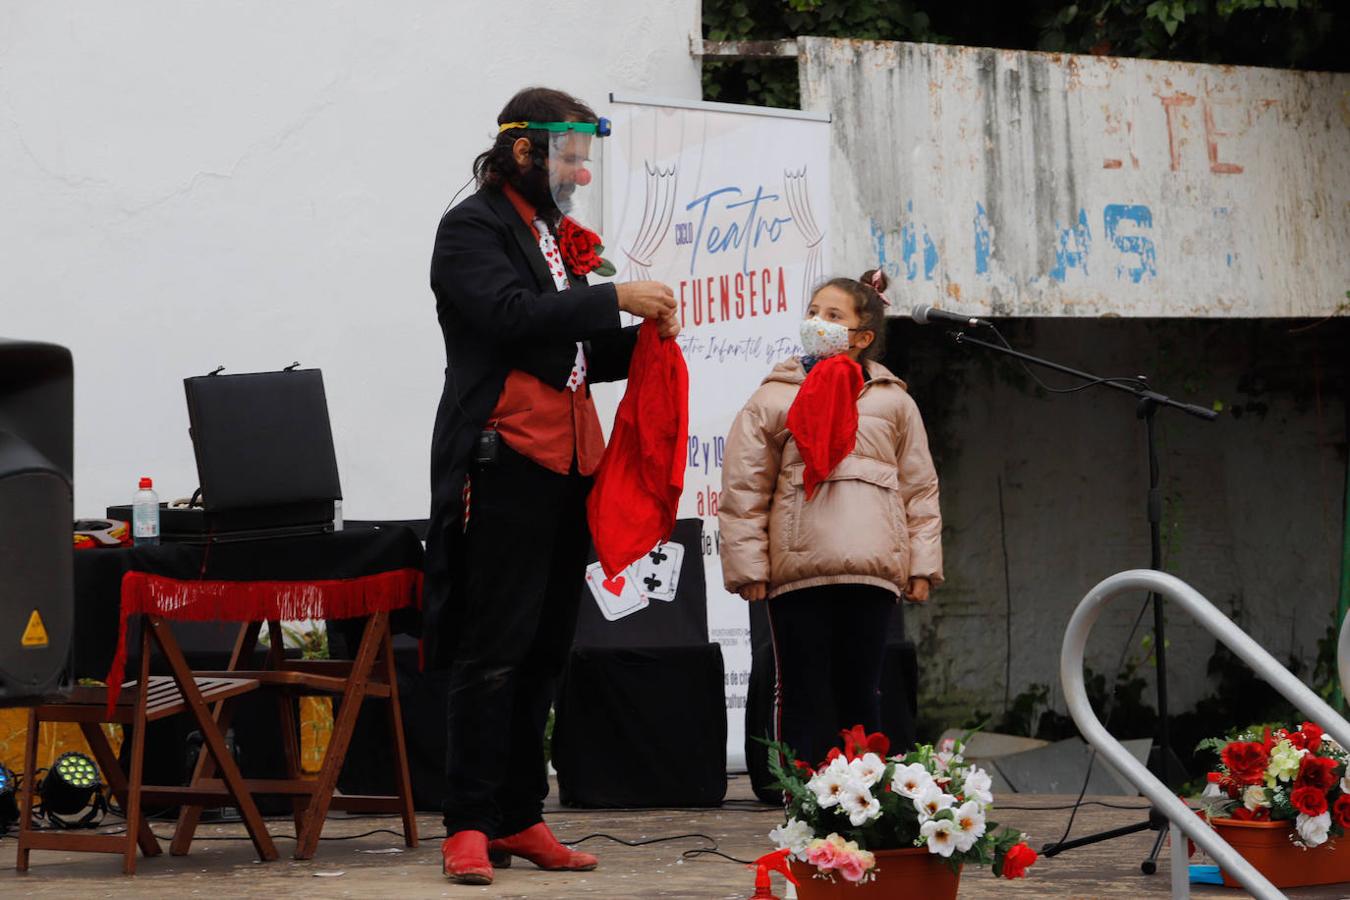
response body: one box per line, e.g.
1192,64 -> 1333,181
0,339 -> 74,705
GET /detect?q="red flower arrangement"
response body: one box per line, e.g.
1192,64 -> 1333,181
557,217 -> 615,278
1200,721 -> 1348,849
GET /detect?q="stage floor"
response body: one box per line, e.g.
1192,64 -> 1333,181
2,777 -> 1345,898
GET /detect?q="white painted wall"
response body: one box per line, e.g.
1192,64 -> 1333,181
0,1 -> 701,519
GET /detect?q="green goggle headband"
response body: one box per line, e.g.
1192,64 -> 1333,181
498,118 -> 611,137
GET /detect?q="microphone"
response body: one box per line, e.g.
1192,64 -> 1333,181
910,304 -> 991,328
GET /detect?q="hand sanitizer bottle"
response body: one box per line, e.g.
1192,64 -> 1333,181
132,476 -> 160,546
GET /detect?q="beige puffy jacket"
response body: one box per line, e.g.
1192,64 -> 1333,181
719,357 -> 943,599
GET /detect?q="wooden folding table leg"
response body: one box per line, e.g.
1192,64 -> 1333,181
15,707 -> 39,872
78,722 -> 161,859
268,619 -> 309,834
380,621 -> 418,848
149,617 -> 278,862
171,620 -> 261,856
292,611 -> 385,860
123,622 -> 152,874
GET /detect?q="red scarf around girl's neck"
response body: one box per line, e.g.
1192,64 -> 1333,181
786,354 -> 864,500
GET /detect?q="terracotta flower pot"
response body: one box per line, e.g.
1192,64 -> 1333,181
1212,817 -> 1350,889
789,848 -> 961,900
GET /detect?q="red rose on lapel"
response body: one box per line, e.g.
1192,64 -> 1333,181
557,217 -> 610,277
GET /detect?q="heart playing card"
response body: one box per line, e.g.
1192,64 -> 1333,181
584,560 -> 648,621
635,540 -> 684,602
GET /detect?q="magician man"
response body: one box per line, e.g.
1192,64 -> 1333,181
422,86 -> 679,885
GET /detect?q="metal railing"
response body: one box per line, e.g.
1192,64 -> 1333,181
1061,569 -> 1350,900
1339,608 -> 1350,706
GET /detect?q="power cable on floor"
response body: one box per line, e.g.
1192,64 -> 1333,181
681,848 -> 756,865
561,831 -> 758,865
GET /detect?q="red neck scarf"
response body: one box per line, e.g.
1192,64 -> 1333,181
786,354 -> 864,500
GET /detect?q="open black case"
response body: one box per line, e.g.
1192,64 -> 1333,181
108,368 -> 342,542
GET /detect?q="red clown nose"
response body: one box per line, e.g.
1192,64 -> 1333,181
574,167 -> 592,187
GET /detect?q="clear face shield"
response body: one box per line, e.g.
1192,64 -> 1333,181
547,127 -> 603,232
502,118 -> 609,233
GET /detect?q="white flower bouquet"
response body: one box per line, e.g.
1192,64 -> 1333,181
764,726 -> 1037,885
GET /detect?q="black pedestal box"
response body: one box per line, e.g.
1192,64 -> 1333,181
553,643 -> 727,808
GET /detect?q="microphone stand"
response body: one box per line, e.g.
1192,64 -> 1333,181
947,329 -> 1216,872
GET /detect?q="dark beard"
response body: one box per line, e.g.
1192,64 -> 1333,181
509,165 -> 558,223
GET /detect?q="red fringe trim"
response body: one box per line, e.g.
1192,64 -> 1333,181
105,568 -> 422,713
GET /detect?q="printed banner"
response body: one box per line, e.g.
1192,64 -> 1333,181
600,96 -> 831,767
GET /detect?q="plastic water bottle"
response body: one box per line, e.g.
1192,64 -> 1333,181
132,476 -> 160,546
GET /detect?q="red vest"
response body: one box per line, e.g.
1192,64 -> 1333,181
489,185 -> 605,475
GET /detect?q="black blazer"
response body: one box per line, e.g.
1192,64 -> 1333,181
421,184 -> 637,664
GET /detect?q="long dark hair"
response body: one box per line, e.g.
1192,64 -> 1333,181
473,87 -> 598,189
813,269 -> 891,361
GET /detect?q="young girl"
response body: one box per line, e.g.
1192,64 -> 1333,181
719,269 -> 943,766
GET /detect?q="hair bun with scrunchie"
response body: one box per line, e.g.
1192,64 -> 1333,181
859,269 -> 890,304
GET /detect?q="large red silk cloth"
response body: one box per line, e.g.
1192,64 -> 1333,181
587,321 -> 689,578
786,354 -> 864,500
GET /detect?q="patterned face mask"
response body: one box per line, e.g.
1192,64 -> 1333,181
799,317 -> 852,359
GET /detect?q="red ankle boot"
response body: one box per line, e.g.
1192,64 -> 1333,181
488,822 -> 598,871
442,830 -> 493,884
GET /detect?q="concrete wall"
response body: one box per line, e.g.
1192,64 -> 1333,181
799,38 -> 1350,318
0,1 -> 700,519
797,37 -> 1350,726
888,316 -> 1348,726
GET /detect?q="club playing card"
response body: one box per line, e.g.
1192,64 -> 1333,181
636,541 -> 684,602
584,561 -> 648,621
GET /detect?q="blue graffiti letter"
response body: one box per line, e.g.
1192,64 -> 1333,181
900,201 -> 939,281
900,200 -> 918,281
974,203 -> 991,277
1103,204 -> 1156,284
1050,209 -> 1092,282
870,219 -> 887,272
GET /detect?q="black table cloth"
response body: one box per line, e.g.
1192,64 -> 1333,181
71,526 -> 422,707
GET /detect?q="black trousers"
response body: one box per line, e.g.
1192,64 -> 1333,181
767,584 -> 895,768
441,443 -> 591,836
